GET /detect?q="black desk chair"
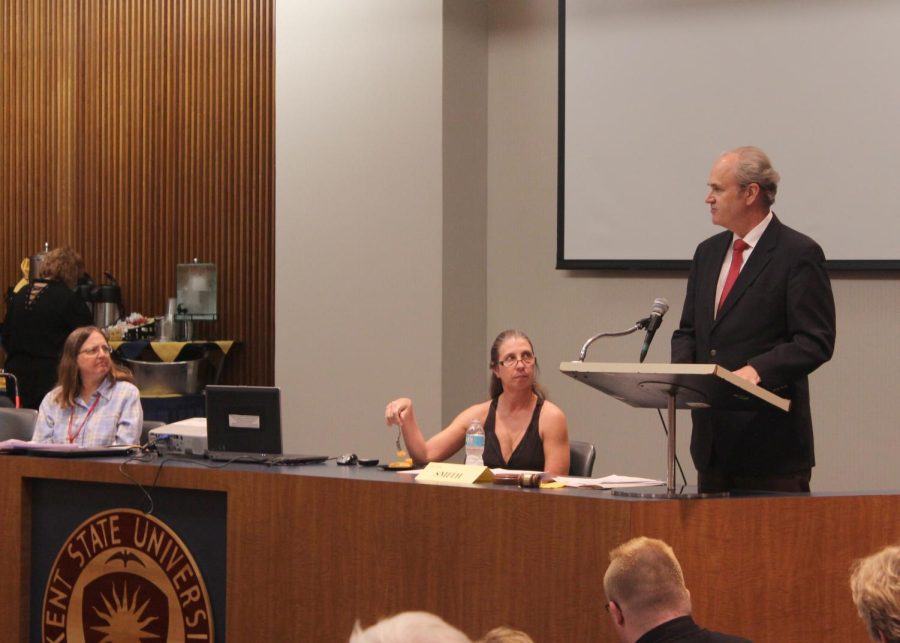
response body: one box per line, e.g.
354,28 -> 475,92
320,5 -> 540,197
568,440 -> 596,477
0,407 -> 39,441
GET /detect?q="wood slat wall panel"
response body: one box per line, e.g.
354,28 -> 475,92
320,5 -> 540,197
1,0 -> 274,385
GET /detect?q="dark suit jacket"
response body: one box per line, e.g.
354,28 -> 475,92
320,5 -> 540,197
636,615 -> 751,643
671,215 -> 836,475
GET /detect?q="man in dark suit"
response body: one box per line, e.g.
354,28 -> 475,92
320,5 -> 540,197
671,147 -> 836,493
603,537 -> 751,643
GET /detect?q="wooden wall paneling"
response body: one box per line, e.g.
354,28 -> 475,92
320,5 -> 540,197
1,0 -> 274,385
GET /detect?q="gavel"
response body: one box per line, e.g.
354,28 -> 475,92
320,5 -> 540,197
493,472 -> 543,488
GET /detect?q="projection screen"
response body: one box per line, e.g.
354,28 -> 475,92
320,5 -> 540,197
558,0 -> 900,270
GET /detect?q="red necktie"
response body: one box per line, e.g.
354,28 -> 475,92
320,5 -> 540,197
717,238 -> 750,314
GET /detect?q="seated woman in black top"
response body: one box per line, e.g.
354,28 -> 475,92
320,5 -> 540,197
385,329 -> 569,476
1,247 -> 93,409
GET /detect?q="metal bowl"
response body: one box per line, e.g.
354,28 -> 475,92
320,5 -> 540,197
123,358 -> 211,396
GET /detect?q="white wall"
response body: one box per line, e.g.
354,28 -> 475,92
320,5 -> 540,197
442,0 -> 489,438
275,0 -> 900,491
275,1 -> 446,462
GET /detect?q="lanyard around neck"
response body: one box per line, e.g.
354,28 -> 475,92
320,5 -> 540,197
67,393 -> 101,444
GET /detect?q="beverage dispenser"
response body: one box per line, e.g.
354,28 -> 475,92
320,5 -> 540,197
93,272 -> 123,330
175,260 -> 217,340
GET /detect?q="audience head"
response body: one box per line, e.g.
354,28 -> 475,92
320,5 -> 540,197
477,626 -> 535,643
488,329 -> 545,400
349,611 -> 471,643
39,246 -> 85,290
850,543 -> 900,643
603,537 -> 692,643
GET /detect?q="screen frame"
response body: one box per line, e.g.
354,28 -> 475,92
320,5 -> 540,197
555,0 -> 900,272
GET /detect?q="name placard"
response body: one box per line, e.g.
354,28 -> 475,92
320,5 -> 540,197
416,462 -> 495,486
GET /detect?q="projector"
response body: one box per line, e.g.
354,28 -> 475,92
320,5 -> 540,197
148,417 -> 208,456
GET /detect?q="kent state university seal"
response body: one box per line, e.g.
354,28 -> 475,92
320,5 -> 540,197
42,508 -> 214,642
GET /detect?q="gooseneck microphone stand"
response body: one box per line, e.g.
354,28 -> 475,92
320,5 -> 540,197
577,317 -> 652,362
573,318 -> 691,497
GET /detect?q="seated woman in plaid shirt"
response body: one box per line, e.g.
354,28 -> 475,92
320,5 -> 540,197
32,326 -> 142,447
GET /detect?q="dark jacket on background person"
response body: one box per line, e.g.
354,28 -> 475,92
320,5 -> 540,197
2,280 -> 93,409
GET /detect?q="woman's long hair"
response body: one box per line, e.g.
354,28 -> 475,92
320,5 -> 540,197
54,326 -> 134,407
488,329 -> 546,400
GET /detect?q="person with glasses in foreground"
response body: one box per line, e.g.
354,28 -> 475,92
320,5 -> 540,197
384,329 -> 569,475
31,325 -> 142,447
604,537 -> 750,643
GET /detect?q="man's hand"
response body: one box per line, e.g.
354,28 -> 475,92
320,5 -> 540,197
733,364 -> 761,385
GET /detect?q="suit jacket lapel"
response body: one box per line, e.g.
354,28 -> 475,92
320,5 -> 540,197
716,215 -> 781,321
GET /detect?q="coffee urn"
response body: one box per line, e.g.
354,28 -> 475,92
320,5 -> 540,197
93,272 -> 123,330
28,242 -> 50,280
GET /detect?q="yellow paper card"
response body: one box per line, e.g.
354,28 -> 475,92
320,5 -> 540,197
416,462 -> 495,485
539,481 -> 565,489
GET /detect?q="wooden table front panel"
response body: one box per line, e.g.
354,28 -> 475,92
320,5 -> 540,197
0,457 -> 894,642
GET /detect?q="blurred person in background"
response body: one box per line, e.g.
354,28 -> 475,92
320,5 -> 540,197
2,246 -> 92,409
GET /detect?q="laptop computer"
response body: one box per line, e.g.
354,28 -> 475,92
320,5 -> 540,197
204,385 -> 327,465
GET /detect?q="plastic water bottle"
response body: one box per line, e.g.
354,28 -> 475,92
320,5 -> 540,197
465,418 -> 485,466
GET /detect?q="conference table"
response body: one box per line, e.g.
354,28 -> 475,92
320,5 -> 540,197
0,454 -> 895,642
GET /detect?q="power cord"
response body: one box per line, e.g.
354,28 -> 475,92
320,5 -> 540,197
656,408 -> 688,489
118,443 -> 241,515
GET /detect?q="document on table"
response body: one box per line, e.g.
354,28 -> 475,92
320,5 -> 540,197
0,439 -> 135,457
553,474 -> 665,489
0,439 -> 80,451
398,468 -> 664,490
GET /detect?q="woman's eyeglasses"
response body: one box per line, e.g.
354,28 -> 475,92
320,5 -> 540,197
80,344 -> 112,356
497,353 -> 535,368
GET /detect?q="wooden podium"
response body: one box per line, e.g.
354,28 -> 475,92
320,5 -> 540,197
559,362 -> 790,497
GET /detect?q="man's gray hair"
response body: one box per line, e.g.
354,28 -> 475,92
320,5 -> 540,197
729,146 -> 780,208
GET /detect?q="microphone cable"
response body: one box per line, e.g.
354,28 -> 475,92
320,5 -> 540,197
655,408 -> 687,490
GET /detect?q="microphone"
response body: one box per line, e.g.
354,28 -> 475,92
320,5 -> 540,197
639,298 -> 669,363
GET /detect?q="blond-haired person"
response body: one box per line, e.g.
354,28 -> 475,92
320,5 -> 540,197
477,626 -> 535,643
850,543 -> 900,643
349,611 -> 470,643
604,537 -> 750,643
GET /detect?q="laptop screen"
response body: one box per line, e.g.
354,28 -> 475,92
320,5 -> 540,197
205,385 -> 282,455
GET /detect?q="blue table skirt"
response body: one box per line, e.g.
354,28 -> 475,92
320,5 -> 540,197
141,394 -> 205,423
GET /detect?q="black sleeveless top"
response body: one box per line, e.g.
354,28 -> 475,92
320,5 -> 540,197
483,397 -> 545,471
